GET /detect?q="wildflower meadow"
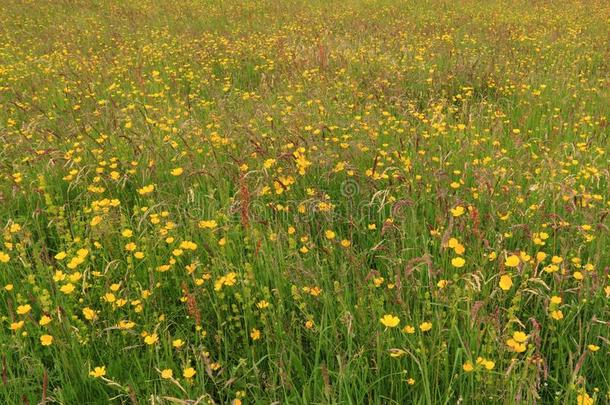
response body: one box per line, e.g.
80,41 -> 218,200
0,0 -> 608,403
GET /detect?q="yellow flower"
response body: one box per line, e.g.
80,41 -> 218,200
482,359 -> 495,370
453,244 -> 465,255
40,334 -> 53,346
144,333 -> 159,345
380,314 -> 400,328
325,230 -> 336,240
505,255 -> 520,267
587,344 -> 600,352
198,220 -> 217,229
170,167 -> 184,176
577,391 -> 594,405
16,304 -> 32,315
0,251 -> 10,263
172,339 -> 184,348
550,310 -> 564,320
89,366 -> 106,378
450,206 -> 465,217
499,274 -> 513,291
90,215 -> 102,226
10,321 -> 24,331
137,184 -> 155,195
82,307 -> 97,321
161,369 -> 173,379
513,331 -> 527,343
402,325 -> 415,334
60,283 -> 75,294
39,315 -> 52,326
419,322 -> 432,332
451,257 -> 465,268
506,338 -> 526,353
118,320 -> 136,329
462,362 -> 474,372
250,328 -> 261,341
183,367 -> 196,379
256,300 -> 270,309
178,241 -> 197,251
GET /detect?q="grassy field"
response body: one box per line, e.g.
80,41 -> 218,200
0,0 -> 609,403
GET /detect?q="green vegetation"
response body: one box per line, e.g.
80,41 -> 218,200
0,0 -> 608,403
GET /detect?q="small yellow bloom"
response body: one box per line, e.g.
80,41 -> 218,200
16,304 -> 32,315
462,362 -> 474,372
89,366 -> 106,378
90,216 -> 102,226
550,310 -> 564,320
499,274 -> 513,291
536,251 -> 547,262
505,255 -> 520,267
250,328 -> 261,341
450,206 -> 465,217
380,314 -> 400,328
451,257 -> 465,268
144,333 -> 159,345
10,321 -> 24,331
419,322 -> 432,332
161,369 -> 173,379
198,220 -> 217,229
183,367 -> 196,379
0,251 -> 11,263
39,315 -> 52,326
170,167 -> 184,176
388,348 -> 406,358
137,184 -> 155,195
577,391 -> 594,405
40,334 -> 53,346
82,307 -> 97,321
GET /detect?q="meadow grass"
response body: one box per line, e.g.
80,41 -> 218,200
0,0 -> 609,403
